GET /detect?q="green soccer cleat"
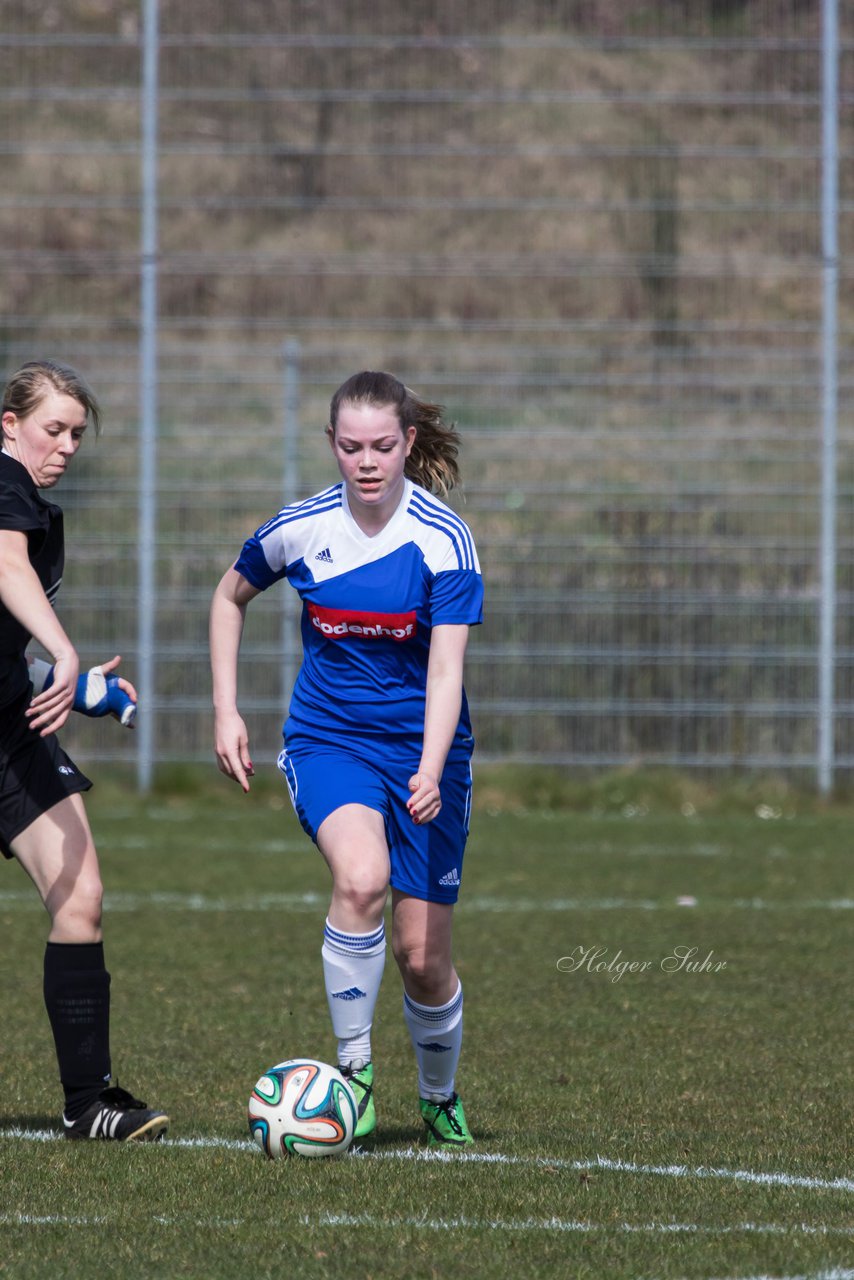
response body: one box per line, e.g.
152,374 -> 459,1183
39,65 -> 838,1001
419,1092 -> 474,1148
340,1061 -> 376,1138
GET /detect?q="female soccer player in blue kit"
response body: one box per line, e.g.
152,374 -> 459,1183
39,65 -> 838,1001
210,370 -> 483,1147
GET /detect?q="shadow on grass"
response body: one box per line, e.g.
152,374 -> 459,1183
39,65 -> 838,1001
356,1122 -> 496,1151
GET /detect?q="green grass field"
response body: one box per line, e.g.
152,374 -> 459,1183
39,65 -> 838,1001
1,769 -> 852,1279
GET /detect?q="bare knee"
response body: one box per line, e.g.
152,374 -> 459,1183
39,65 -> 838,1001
331,869 -> 388,926
318,806 -> 390,930
46,869 -> 104,942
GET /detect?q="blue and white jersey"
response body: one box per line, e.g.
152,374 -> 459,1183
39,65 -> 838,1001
235,479 -> 483,752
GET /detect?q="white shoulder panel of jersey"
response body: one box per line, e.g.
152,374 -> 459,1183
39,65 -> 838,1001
256,486 -> 342,576
282,502 -> 410,582
404,518 -> 456,575
299,515 -> 386,581
405,486 -> 481,575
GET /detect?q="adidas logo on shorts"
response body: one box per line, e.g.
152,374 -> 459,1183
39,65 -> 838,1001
438,867 -> 461,887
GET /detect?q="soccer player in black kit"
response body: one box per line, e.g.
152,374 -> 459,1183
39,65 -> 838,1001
0,359 -> 167,1141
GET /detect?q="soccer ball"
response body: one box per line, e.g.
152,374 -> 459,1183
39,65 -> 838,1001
248,1058 -> 357,1159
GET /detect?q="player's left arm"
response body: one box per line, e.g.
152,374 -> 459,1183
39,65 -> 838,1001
407,623 -> 470,825
210,565 -> 263,792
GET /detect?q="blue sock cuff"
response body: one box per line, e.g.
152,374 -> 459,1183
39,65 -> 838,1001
323,919 -> 386,956
404,982 -> 463,1024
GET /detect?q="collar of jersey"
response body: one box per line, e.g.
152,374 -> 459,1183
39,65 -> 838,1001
340,476 -> 412,545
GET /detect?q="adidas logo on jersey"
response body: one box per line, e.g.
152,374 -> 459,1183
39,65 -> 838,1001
332,986 -> 367,1001
438,868 -> 461,887
57,764 -> 76,776
314,547 -> 334,564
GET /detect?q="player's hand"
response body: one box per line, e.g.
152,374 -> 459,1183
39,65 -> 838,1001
406,771 -> 442,825
26,650 -> 79,737
94,655 -> 138,726
36,654 -> 137,727
99,655 -> 138,703
214,710 -> 255,792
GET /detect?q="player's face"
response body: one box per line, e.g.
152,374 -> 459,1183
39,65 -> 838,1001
329,402 -> 416,516
1,390 -> 87,489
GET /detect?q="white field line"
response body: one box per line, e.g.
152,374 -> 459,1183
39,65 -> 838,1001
0,889 -> 852,913
705,1273 -> 854,1280
367,1148 -> 854,1195
1,1208 -> 852,1240
306,1212 -> 854,1236
2,1129 -> 853,1197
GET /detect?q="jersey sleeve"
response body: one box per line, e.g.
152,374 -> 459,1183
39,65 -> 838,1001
234,488 -> 344,592
0,481 -> 45,533
233,523 -> 288,591
430,567 -> 484,626
428,524 -> 484,626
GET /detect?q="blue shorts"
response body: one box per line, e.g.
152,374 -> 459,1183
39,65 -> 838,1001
277,737 -> 472,905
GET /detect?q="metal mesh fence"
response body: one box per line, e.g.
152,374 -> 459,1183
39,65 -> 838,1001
1,2 -> 852,780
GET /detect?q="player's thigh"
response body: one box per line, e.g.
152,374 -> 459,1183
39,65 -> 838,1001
279,743 -> 387,842
281,742 -> 397,927
11,793 -> 103,935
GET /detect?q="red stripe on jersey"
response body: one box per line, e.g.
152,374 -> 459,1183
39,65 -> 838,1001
308,602 -> 417,642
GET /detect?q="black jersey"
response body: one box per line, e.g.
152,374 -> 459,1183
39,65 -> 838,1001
0,452 -> 64,709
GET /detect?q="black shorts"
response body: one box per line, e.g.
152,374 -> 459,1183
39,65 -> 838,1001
0,688 -> 92,859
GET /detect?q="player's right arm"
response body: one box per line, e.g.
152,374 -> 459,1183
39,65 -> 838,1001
0,527 -> 79,735
210,565 -> 261,792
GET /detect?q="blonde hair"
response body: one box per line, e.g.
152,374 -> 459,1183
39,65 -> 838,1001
2,359 -> 101,436
329,370 -> 461,497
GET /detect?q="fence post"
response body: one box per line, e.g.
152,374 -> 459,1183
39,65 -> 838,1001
137,0 -> 159,791
818,0 -> 839,795
281,339 -> 302,710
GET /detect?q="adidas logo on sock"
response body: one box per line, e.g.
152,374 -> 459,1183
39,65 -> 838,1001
332,986 -> 367,1001
438,868 -> 460,887
417,1041 -> 452,1053
315,547 -> 334,563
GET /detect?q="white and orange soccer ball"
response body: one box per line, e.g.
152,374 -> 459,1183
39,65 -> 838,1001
248,1058 -> 357,1159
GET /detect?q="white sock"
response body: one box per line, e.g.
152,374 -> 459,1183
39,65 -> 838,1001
403,981 -> 463,1101
322,919 -> 386,1068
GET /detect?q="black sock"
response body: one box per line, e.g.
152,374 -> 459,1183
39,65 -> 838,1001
43,941 -> 112,1119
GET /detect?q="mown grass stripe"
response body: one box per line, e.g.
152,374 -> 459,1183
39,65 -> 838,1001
1,890 -> 852,912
